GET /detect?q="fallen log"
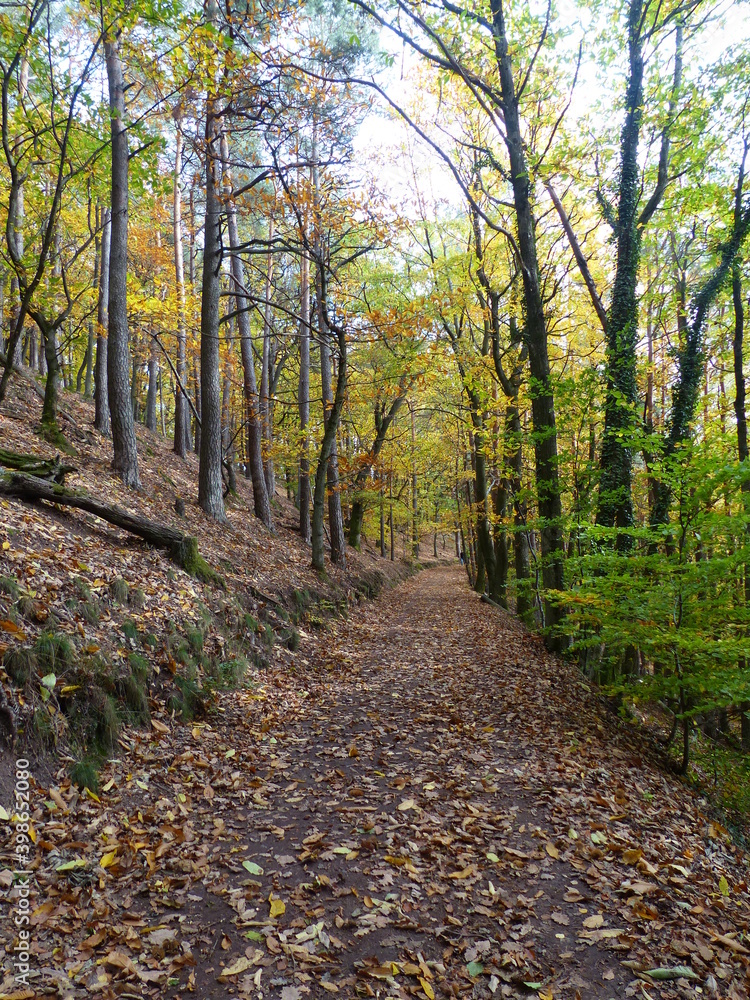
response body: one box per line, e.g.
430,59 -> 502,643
0,447 -> 76,484
0,470 -> 222,585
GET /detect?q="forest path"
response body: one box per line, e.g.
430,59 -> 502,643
21,566 -> 749,1000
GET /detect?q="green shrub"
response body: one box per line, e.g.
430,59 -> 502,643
557,442 -> 750,775
73,577 -> 91,601
109,578 -> 129,604
208,657 -> 247,689
122,619 -> 138,642
121,673 -> 149,724
186,627 -> 204,655
3,647 -> 36,686
129,587 -> 145,609
70,759 -> 99,793
142,632 -> 158,649
284,629 -> 300,652
31,706 -> 56,747
128,653 -> 150,681
34,632 -> 75,673
172,673 -> 208,721
0,576 -> 20,601
15,595 -> 38,620
79,600 -> 100,625
262,625 -> 275,649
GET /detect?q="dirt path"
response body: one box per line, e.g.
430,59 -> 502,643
4,566 -> 749,999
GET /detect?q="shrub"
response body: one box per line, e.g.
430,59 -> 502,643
122,619 -> 138,642
79,600 -> 100,625
3,647 -> 36,686
109,578 -> 129,604
34,632 -> 75,674
70,759 -> 99,793
186,627 -> 204,655
0,576 -> 20,601
129,587 -> 146,609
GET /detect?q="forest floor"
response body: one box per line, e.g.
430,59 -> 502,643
2,567 -> 750,1000
0,373 -> 749,1000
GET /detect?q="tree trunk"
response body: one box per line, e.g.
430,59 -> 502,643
380,487 -> 385,556
491,0 -> 564,632
221,133 -> 272,527
145,331 -> 158,432
261,217 -> 275,495
173,118 -> 190,458
317,265 -> 345,566
732,258 -> 750,751
411,402 -> 419,557
197,92 -> 225,521
348,387 -> 408,549
311,300 -> 347,573
298,249 -> 311,542
597,0 -> 644,537
94,206 -> 111,435
104,36 -> 139,487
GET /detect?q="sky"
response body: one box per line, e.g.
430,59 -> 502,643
350,0 -> 750,218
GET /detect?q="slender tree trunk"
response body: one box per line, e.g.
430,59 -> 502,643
597,0 -> 644,537
298,249 -> 311,542
39,320 -> 60,430
311,312 -> 347,573
221,133 -> 272,527
104,36 -> 139,487
197,85 -> 225,521
348,388 -> 408,548
411,402 -> 419,557
145,330 -> 158,432
389,460 -> 395,561
261,217 -> 276,495
94,206 -> 111,435
173,118 -> 190,458
317,265 -> 346,566
732,259 -> 750,751
380,486 -> 385,556
491,0 -> 564,631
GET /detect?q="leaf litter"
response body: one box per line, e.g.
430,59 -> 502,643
1,564 -> 750,999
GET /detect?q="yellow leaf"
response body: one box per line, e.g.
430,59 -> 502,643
545,843 -> 559,859
419,977 -> 435,999
151,719 -> 169,734
100,850 -> 118,869
28,822 -> 36,844
101,778 -> 115,793
622,848 -> 642,864
397,798 -> 417,811
269,896 -> 285,918
219,956 -> 254,977
582,914 -> 604,929
2,540 -> 10,550
0,805 -> 9,821
448,866 -> 475,880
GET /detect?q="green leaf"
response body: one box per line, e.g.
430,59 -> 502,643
643,966 -> 698,981
55,858 -> 87,872
41,673 -> 56,690
466,961 -> 484,977
242,861 -> 264,875
486,852 -> 500,863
